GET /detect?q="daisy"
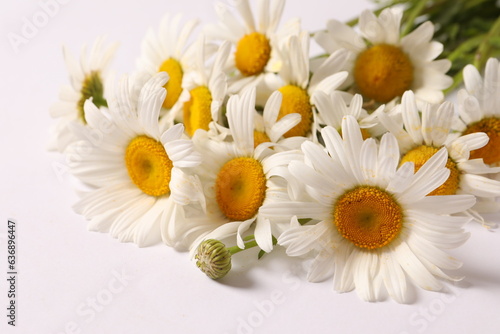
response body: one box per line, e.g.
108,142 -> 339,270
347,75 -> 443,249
314,7 -> 452,105
67,72 -> 202,247
455,57 -> 500,166
49,36 -> 118,152
378,90 -> 500,225
204,0 -> 300,96
241,89 -> 304,149
177,38 -> 230,137
274,115 -> 475,303
313,91 -> 386,139
136,13 -> 199,121
166,87 -> 303,252
270,32 -> 350,138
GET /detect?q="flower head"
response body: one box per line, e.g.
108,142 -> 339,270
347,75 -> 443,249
315,8 -> 452,105
204,0 -> 300,96
455,57 -> 500,166
166,87 -> 302,252
378,90 -> 500,224
49,37 -> 118,151
275,115 -> 475,303
68,72 -> 202,246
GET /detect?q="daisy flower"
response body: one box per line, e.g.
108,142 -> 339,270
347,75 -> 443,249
243,89 -> 304,149
178,38 -> 230,137
49,36 -> 118,152
167,88 -> 303,252
204,0 -> 300,95
455,57 -> 500,166
136,13 -> 199,120
313,92 -> 386,139
378,90 -> 500,225
314,8 -> 452,105
275,115 -> 475,303
68,72 -> 202,246
270,32 -> 350,138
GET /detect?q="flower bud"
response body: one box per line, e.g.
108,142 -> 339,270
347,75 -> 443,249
195,239 -> 232,279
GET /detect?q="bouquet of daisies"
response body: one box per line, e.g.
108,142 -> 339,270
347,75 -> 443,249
49,0 -> 500,303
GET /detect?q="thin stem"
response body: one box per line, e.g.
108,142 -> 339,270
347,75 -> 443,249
227,239 -> 259,255
446,34 -> 485,62
401,0 -> 429,36
474,15 -> 500,71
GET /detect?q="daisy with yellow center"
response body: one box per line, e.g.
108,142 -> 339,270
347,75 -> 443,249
455,58 -> 500,167
49,36 -> 118,152
136,13 -> 200,126
271,32 -> 350,139
313,92 -> 387,139
271,116 -> 475,303
165,88 -> 303,252
204,0 -> 300,96
68,73 -> 202,247
252,90 -> 304,149
314,8 -> 452,105
378,90 -> 500,226
177,38 -> 230,137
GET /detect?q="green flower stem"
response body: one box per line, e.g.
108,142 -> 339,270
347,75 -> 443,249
227,240 -> 259,255
474,15 -> 500,71
447,34 -> 486,63
401,0 -> 429,36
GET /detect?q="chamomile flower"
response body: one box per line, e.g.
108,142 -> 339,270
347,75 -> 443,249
49,36 -> 118,152
313,92 -> 386,139
271,32 -> 350,138
455,57 -> 500,166
251,90 -> 304,149
167,88 -> 302,252
68,73 -> 202,247
378,90 -> 500,225
178,38 -> 230,137
314,8 -> 452,105
204,0 -> 300,95
275,115 -> 475,303
136,13 -> 199,122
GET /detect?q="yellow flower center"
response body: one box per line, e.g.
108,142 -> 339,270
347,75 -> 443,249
235,32 -> 271,76
183,86 -> 212,137
125,135 -> 173,197
462,117 -> 500,165
354,44 -> 413,103
158,58 -> 184,109
400,145 -> 460,196
78,71 -> 107,124
277,85 -> 312,137
215,157 -> 267,221
253,130 -> 271,148
334,186 -> 403,250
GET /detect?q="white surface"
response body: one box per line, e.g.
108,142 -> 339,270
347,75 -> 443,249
1,1 -> 499,333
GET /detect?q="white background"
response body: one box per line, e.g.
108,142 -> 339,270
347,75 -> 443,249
1,0 -> 500,333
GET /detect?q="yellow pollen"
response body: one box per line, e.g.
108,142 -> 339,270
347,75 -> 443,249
354,44 -> 413,103
183,86 -> 213,137
78,71 -> 107,124
462,117 -> 500,165
334,186 -> 403,250
158,58 -> 184,109
277,85 -> 312,137
215,157 -> 267,221
125,135 -> 173,197
253,130 -> 271,148
400,145 -> 460,196
235,32 -> 271,76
